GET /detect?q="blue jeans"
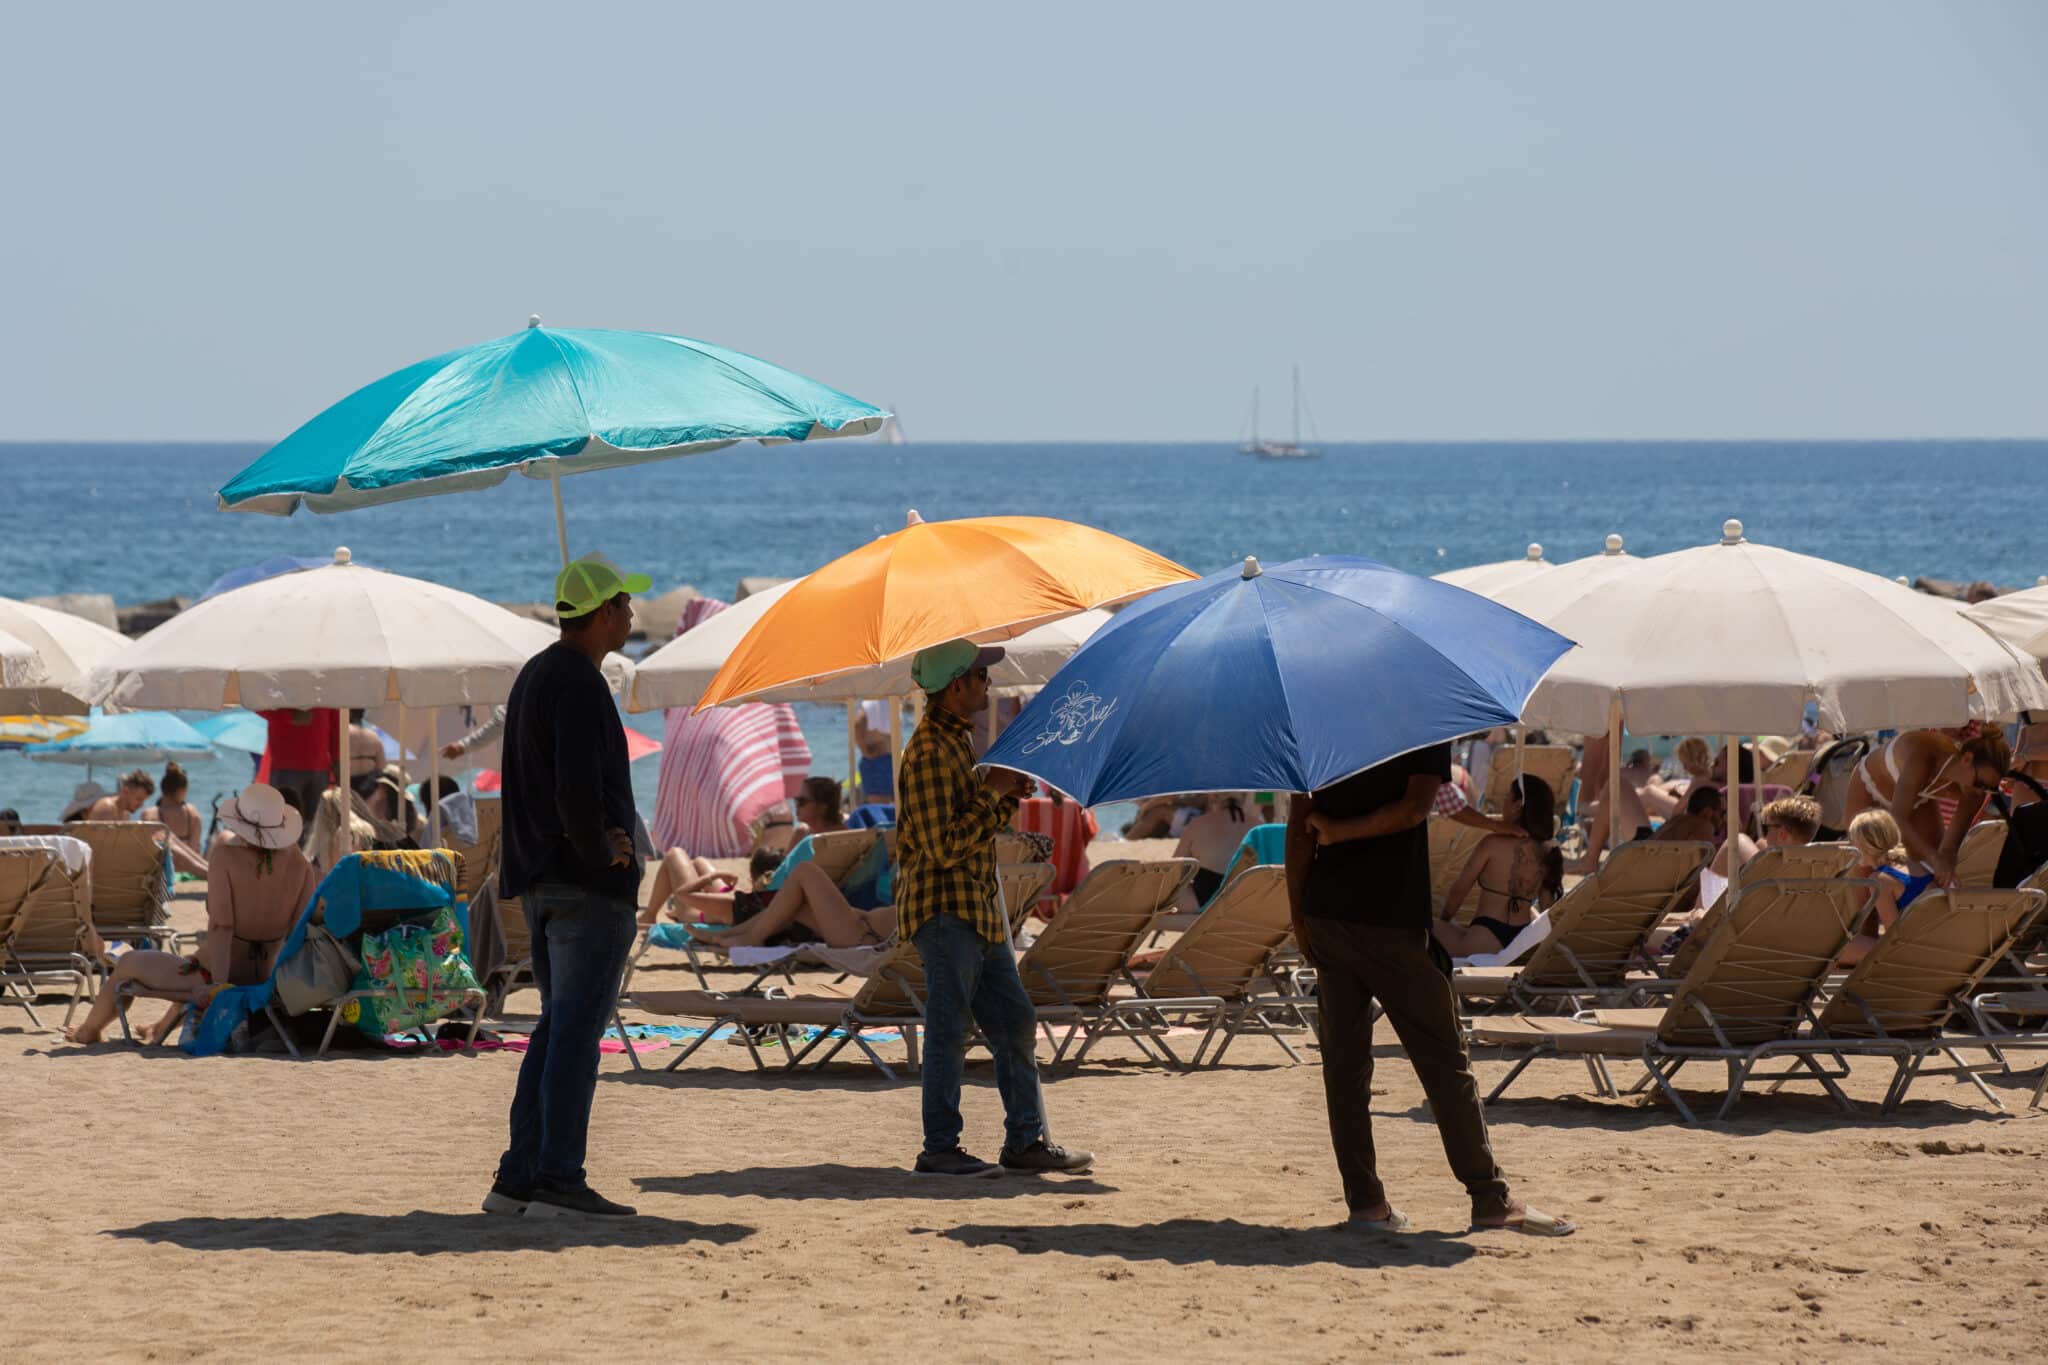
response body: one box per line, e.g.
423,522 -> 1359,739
913,912 -> 1044,1155
495,883 -> 636,1192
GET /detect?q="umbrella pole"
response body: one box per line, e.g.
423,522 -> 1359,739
846,701 -> 859,800
1607,698 -> 1623,859
429,714 -> 443,849
550,463 -> 570,567
336,706 -> 352,858
1725,733 -> 1741,906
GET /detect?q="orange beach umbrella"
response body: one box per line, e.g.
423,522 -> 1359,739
695,512 -> 1195,709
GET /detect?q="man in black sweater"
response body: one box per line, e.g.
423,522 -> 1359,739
486,554 -> 649,1220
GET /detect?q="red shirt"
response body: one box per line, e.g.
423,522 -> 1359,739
261,708 -> 338,770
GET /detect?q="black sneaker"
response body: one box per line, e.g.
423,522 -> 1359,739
481,1181 -> 530,1216
912,1148 -> 1001,1178
1000,1140 -> 1094,1174
524,1184 -> 637,1219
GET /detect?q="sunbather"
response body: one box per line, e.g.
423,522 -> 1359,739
85,769 -> 154,822
141,761 -> 208,877
1430,777 -> 1563,957
683,859 -> 895,949
1837,809 -> 1918,966
793,776 -> 847,837
63,950 -> 216,1044
638,845 -> 768,926
1170,793 -> 1256,911
1845,728 -> 2008,886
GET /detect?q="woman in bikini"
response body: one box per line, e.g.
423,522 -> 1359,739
1431,777 -> 1564,958
681,857 -> 896,949
1844,728 -> 2008,887
1837,809 -> 1919,967
141,761 -> 209,877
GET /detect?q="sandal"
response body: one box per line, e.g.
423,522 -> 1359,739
1471,1206 -> 1576,1237
1343,1208 -> 1414,1234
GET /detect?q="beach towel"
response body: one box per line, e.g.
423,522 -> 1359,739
1013,797 -> 1100,898
1452,908 -> 1551,968
653,596 -> 811,858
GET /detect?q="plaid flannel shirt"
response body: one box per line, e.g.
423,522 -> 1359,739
894,705 -> 1019,944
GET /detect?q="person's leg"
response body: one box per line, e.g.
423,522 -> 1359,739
1354,924 -> 1512,1221
641,855 -> 679,926
531,889 -> 638,1192
65,951 -> 193,1043
694,863 -> 872,947
495,891 -> 558,1193
1298,918 -> 1388,1217
913,914 -> 983,1156
963,933 -> 1046,1154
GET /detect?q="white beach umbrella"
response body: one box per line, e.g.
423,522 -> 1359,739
1432,543 -> 1551,596
627,576 -> 1112,712
0,627 -> 41,689
84,548 -> 632,853
1961,586 -> 2048,662
0,596 -> 134,715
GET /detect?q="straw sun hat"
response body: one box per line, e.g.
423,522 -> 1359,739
218,782 -> 304,850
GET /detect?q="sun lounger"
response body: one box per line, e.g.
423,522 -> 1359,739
1428,817 -> 1494,921
21,821 -> 175,952
1471,877 -> 1873,1121
1951,818 -> 2006,891
1454,840 -> 1713,1010
1013,858 -> 1195,1064
1479,744 -> 1575,816
1759,749 -> 1815,792
1805,886 -> 2046,1112
1097,864 -> 1308,1068
1,847 -> 72,1027
2,846 -> 97,1029
1660,842 -> 1861,980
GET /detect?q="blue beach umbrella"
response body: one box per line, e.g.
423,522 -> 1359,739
216,318 -> 889,562
191,710 -> 270,755
23,709 -> 217,769
979,555 -> 1575,804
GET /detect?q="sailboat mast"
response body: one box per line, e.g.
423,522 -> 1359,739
1251,387 -> 1261,445
1291,364 -> 1302,447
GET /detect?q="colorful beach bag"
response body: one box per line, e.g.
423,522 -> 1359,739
340,906 -> 480,1037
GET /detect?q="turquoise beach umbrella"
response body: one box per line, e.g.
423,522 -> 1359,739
191,710 -> 270,755
217,318 -> 888,562
22,709 -> 216,769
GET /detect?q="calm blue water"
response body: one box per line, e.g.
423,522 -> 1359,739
3,439 -> 2042,826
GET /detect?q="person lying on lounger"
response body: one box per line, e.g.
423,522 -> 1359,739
682,860 -> 896,949
1429,777 -> 1563,958
638,845 -> 775,927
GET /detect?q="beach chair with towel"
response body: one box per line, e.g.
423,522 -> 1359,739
0,846 -> 93,1028
1098,864 -> 1308,1067
1453,840 -> 1713,1012
19,821 -> 175,952
1471,877 -> 1873,1121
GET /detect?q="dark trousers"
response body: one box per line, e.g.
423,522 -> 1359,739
495,883 -> 636,1192
1301,917 -> 1511,1218
913,912 -> 1045,1155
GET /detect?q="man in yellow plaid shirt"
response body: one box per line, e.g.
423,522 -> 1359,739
898,639 -> 1094,1179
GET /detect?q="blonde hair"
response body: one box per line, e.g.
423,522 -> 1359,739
1761,795 -> 1821,841
1676,737 -> 1713,773
1847,809 -> 1906,866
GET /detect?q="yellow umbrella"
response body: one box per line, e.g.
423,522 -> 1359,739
0,714 -> 91,749
696,512 -> 1194,709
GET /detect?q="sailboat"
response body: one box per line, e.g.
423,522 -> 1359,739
1237,365 -> 1319,459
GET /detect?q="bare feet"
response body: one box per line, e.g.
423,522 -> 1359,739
64,1024 -> 106,1045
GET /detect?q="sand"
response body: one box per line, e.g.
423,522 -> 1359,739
5,846 -> 2047,1363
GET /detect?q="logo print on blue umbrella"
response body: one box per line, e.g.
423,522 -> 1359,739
1020,682 -> 1119,753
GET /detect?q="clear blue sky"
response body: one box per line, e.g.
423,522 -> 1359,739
5,1 -> 2044,441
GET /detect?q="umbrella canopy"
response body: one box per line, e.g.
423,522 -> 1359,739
978,555 -> 1576,805
0,627 -> 39,688
1518,519 -> 2048,735
83,547 -> 631,711
696,512 -> 1195,709
197,555 -> 339,603
1962,586 -> 2048,661
631,573 -> 1115,712
23,709 -> 215,767
1488,535 -> 1643,617
217,319 -> 887,560
0,714 -> 91,750
0,596 -> 134,716
191,710 -> 270,755
1433,543 -> 1551,594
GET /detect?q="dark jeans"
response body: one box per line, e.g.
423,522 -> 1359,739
1301,917 -> 1512,1220
495,882 -> 636,1192
913,912 -> 1044,1155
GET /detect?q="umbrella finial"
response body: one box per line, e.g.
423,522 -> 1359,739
1721,519 -> 1745,545
905,509 -> 925,527
1604,533 -> 1624,555
1525,543 -> 1543,561
1896,575 -> 1911,586
2038,575 -> 2046,588
527,314 -> 542,329
333,546 -> 352,565
1242,555 -> 1263,580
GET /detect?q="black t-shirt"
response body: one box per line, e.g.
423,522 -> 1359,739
498,643 -> 639,904
1303,742 -> 1453,928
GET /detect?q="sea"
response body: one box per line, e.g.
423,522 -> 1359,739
2,438 -> 2042,830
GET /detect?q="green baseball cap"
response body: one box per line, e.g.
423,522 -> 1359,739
554,553 -> 652,619
911,639 -> 1006,692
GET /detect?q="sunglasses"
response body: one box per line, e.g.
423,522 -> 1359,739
970,666 -> 990,681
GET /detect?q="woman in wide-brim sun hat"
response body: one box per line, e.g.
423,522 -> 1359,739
205,782 -> 318,985
216,782 -> 305,850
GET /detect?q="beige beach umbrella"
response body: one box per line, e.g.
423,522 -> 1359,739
0,596 -> 134,715
0,627 -> 41,689
1432,543 -> 1551,595
83,548 -> 631,852
1961,585 -> 2048,662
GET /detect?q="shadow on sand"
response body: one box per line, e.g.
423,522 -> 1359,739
934,1217 -> 1486,1269
637,1162 -> 1118,1202
104,1210 -> 755,1256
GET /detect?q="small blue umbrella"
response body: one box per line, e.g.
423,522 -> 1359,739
23,709 -> 217,769
979,555 -> 1575,804
217,318 -> 888,562
191,710 -> 270,755
197,555 -> 342,603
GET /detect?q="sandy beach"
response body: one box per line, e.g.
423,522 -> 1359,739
4,842 -> 2043,1365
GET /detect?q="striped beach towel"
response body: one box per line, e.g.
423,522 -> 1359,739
652,596 -> 812,858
